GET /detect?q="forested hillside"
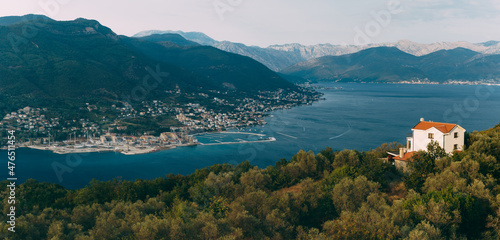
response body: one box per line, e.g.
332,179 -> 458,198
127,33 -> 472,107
1,123 -> 500,239
0,16 -> 299,117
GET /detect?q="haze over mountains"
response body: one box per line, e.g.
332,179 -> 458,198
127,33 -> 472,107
135,30 -> 500,72
281,47 -> 500,83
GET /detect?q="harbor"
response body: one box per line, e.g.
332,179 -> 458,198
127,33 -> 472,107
13,130 -> 276,155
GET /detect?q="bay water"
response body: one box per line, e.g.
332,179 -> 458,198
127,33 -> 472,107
2,83 -> 499,189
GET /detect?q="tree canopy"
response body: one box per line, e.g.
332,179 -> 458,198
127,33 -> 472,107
1,124 -> 500,239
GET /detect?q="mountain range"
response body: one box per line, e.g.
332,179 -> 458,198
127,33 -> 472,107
134,30 -> 500,72
281,47 -> 500,83
0,15 -> 298,115
1,14 -> 499,117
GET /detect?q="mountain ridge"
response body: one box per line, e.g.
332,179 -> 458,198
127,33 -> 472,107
134,30 -> 500,72
0,14 -> 52,26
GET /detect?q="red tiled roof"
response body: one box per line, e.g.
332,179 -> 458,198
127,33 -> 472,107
412,121 -> 457,133
394,151 -> 415,162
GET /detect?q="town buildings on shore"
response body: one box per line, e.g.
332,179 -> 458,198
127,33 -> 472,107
0,88 -> 321,152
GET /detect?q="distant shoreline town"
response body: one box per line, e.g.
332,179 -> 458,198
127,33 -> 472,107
304,79 -> 500,86
0,88 -> 320,155
395,79 -> 500,85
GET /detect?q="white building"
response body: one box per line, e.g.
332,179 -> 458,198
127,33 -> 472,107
389,118 -> 466,171
407,118 -> 466,154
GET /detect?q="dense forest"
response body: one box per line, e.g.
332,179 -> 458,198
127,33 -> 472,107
1,122 -> 500,239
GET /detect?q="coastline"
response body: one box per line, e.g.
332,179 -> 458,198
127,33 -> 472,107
18,143 -> 192,156
392,81 -> 500,86
7,133 -> 277,156
317,80 -> 500,86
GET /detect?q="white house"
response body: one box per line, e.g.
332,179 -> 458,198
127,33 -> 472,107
407,118 -> 465,154
388,118 -> 466,171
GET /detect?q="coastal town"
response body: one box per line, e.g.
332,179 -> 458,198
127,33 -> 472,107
0,88 -> 321,154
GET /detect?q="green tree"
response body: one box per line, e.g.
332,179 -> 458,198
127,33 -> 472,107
404,150 -> 437,193
331,176 -> 380,213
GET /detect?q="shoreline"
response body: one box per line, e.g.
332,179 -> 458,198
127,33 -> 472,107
5,133 -> 276,155
19,143 -> 193,156
312,81 -> 500,86
391,81 -> 500,86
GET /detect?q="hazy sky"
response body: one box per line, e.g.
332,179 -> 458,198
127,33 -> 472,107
2,0 -> 500,47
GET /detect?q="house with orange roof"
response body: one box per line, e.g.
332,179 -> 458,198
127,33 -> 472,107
388,118 -> 465,171
408,118 -> 465,154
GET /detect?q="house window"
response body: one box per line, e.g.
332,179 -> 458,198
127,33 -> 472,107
408,141 -> 411,149
428,133 -> 434,139
454,144 -> 458,150
454,132 -> 458,138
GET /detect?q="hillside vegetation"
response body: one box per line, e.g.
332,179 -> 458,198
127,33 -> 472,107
1,123 -> 500,239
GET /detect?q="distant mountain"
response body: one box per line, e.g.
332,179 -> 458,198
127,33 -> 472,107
134,31 -> 303,72
134,30 -> 304,71
0,16 -> 298,115
281,47 -> 425,82
126,36 -> 296,92
0,14 -> 52,26
478,41 -> 500,47
138,33 -> 200,47
133,30 -> 217,45
134,30 -> 500,72
269,40 -> 500,62
281,47 -> 500,83
210,41 -> 304,72
380,40 -> 500,56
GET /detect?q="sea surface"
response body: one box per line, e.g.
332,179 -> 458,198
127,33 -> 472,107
2,83 -> 500,189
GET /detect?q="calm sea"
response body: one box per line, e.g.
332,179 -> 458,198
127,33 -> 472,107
2,83 -> 500,189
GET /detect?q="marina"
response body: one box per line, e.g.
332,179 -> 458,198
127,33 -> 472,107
15,131 -> 276,155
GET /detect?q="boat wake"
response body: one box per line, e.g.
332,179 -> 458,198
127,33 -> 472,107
329,121 -> 352,140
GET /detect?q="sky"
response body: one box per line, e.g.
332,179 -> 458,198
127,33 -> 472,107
1,0 -> 500,47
